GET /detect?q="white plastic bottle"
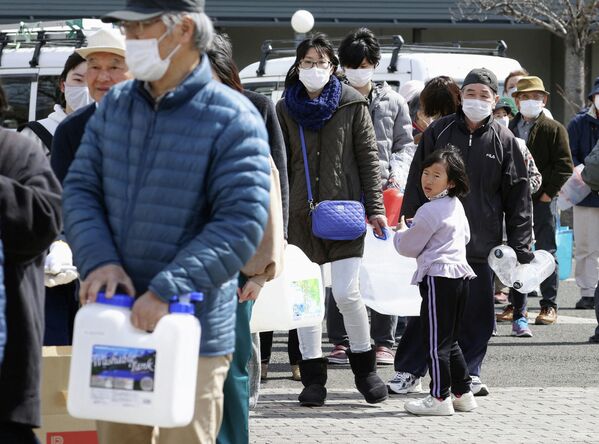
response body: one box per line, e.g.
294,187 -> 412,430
250,244 -> 325,332
67,292 -> 201,428
488,245 -> 518,287
512,250 -> 556,294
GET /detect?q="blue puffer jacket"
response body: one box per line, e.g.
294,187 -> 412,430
567,107 -> 599,207
63,55 -> 271,356
0,239 -> 5,369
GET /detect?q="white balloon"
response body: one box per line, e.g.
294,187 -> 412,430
291,10 -> 315,33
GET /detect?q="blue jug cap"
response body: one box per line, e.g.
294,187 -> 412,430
189,292 -> 204,303
96,292 -> 135,308
169,292 -> 203,314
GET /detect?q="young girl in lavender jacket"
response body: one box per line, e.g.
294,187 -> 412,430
394,147 -> 477,416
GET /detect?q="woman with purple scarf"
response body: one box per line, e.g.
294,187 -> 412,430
275,34 -> 388,407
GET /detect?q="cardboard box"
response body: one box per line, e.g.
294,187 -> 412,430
35,346 -> 98,444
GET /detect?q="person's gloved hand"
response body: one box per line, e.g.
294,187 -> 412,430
45,268 -> 79,287
44,241 -> 79,287
516,249 -> 535,265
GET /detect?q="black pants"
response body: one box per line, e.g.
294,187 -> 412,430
44,281 -> 79,346
530,199 -> 559,309
509,287 -> 528,320
326,292 -> 398,348
0,422 -> 40,444
394,262 -> 494,377
259,329 -> 301,365
420,275 -> 471,399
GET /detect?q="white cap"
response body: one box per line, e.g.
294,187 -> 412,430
399,80 -> 425,102
76,28 -> 126,59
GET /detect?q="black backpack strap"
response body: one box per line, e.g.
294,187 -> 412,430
18,121 -> 53,152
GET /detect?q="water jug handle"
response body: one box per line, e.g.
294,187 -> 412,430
373,227 -> 388,240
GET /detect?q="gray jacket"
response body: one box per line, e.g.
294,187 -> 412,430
369,82 -> 415,189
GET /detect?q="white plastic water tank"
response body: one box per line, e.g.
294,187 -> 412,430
488,245 -> 518,287
512,250 -> 556,294
67,292 -> 201,427
250,244 -> 324,333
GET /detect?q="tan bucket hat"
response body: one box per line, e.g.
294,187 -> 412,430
76,28 -> 126,59
512,76 -> 550,97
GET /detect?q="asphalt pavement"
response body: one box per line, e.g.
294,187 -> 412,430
249,277 -> 599,443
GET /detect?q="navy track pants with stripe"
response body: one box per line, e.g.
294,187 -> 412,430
394,263 -> 494,377
419,275 -> 471,399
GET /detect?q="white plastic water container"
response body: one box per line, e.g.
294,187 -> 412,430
359,227 -> 420,316
557,164 -> 591,211
512,250 -> 556,294
488,245 -> 518,287
67,292 -> 201,427
250,244 -> 325,333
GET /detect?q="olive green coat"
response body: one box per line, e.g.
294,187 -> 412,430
276,83 -> 385,265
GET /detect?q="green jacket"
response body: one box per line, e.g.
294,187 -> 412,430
510,112 -> 573,200
276,83 -> 385,265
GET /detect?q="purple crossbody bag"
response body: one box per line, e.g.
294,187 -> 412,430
299,126 -> 366,241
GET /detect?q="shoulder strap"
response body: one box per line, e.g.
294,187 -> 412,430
298,126 -> 314,208
18,121 -> 53,151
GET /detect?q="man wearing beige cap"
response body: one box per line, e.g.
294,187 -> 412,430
509,76 -> 573,325
62,0 -> 271,442
51,27 -> 130,184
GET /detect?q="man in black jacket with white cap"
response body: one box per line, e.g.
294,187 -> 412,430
387,68 -> 534,398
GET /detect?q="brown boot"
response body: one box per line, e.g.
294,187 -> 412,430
291,364 -> 301,381
535,306 -> 557,325
496,304 -> 514,322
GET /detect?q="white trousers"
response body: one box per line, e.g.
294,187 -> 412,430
573,206 -> 599,297
298,257 -> 371,360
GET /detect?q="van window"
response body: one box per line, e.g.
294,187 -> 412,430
36,76 -> 61,121
0,75 -> 33,129
383,81 -> 400,92
243,82 -> 280,99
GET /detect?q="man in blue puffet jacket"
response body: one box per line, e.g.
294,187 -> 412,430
62,1 -> 271,443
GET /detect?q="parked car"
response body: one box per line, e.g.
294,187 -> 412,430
239,35 -> 523,101
0,20 -> 108,129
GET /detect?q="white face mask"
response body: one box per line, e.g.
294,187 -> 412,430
507,87 -> 517,97
125,30 -> 181,82
593,96 -> 599,110
462,99 -> 493,123
64,85 -> 92,111
496,115 -> 510,127
427,188 -> 449,201
299,67 -> 331,93
344,68 -> 374,88
519,99 -> 544,118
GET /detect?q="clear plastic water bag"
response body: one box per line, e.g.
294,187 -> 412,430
488,245 -> 517,287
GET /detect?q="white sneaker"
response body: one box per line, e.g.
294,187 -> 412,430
404,395 -> 454,416
470,375 -> 489,396
452,391 -> 478,412
387,371 -> 422,394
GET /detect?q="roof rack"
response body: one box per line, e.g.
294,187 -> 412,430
254,34 -> 508,77
0,21 -> 86,68
256,40 -> 298,76
383,35 -> 508,73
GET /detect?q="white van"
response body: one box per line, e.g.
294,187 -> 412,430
0,20 -> 109,129
239,36 -> 522,101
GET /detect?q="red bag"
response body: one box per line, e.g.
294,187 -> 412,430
383,188 -> 403,227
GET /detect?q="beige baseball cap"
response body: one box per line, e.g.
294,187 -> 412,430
76,28 -> 126,59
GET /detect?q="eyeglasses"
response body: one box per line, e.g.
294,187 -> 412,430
116,17 -> 162,36
299,60 -> 331,70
